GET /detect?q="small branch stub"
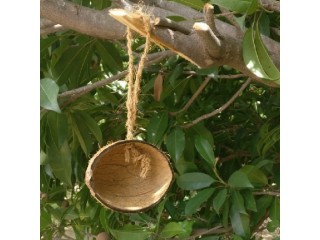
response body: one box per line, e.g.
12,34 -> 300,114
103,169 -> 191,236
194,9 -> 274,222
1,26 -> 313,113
193,22 -> 222,58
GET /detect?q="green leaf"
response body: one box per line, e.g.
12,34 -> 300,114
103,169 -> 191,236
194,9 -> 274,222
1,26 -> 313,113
169,0 -> 204,10
147,112 -> 168,145
195,135 -> 215,166
191,124 -> 214,146
228,171 -> 254,189
185,188 -> 215,215
196,67 -> 218,78
269,197 -> 280,230
240,165 -> 268,187
246,0 -> 259,15
213,188 -> 228,214
40,208 -> 52,231
231,190 -> 247,214
211,0 -> 255,14
78,111 -> 103,144
160,221 -> 193,238
175,157 -> 198,175
95,40 -> 123,74
222,198 -> 230,228
53,42 -> 93,86
40,150 -> 48,165
47,140 -> 72,187
47,111 -> 68,148
177,172 -> 215,190
200,237 -> 220,240
70,113 -> 93,155
110,224 -> 152,240
243,26 -> 280,83
242,190 -> 257,212
230,210 -> 250,238
166,128 -> 185,162
168,63 -> 183,86
251,195 -> 273,226
40,78 -> 61,113
254,21 -> 280,82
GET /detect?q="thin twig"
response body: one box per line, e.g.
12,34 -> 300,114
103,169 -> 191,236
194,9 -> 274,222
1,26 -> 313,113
170,76 -> 211,116
182,71 -> 246,80
182,78 -> 252,129
218,151 -> 251,163
58,50 -> 174,103
185,226 -> 232,240
253,191 -> 280,196
153,17 -> 191,35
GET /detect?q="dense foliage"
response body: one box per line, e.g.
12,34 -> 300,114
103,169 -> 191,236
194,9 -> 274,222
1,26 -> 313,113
40,0 -> 280,239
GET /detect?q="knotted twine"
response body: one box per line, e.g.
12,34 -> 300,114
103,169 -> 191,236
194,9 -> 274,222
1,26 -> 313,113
124,15 -> 152,178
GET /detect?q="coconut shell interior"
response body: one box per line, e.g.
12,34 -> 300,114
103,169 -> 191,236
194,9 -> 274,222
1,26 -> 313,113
85,140 -> 174,212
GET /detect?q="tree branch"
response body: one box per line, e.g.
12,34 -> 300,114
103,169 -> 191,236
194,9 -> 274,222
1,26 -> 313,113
253,191 -> 280,197
41,24 -> 68,35
41,0 -> 280,88
153,17 -> 191,35
261,0 -> 280,13
58,50 -> 174,103
170,76 -> 211,116
185,226 -> 232,239
182,78 -> 252,128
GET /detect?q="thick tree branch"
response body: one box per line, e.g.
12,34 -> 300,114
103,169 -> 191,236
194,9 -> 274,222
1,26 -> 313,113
182,78 -> 252,128
41,0 -> 280,88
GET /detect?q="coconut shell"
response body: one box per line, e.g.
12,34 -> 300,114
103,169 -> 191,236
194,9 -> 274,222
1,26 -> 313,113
85,140 -> 174,212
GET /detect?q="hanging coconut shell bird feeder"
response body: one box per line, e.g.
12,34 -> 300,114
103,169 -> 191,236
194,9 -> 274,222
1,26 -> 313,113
85,7 -> 174,212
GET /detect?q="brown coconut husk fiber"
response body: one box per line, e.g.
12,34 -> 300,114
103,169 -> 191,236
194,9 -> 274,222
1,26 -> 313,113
85,140 -> 174,212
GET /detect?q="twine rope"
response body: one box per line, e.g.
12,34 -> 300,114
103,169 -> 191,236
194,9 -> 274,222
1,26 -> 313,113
124,14 -> 152,178
125,17 -> 152,140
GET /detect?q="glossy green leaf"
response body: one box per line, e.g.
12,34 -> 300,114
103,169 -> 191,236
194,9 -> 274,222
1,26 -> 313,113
230,210 -> 250,238
252,195 -> 273,226
200,237 -> 220,240
47,140 -> 72,187
240,165 -> 268,187
168,63 -> 183,86
246,0 -> 259,15
78,111 -> 103,144
177,172 -> 215,190
40,150 -> 48,165
185,188 -> 215,215
191,124 -> 214,146
169,0 -> 204,10
175,157 -> 198,175
40,78 -> 61,113
243,190 -> 257,212
243,26 -> 280,83
40,208 -> 52,231
269,197 -> 280,225
95,41 -> 123,74
47,111 -> 68,148
231,191 -> 247,214
228,171 -> 254,188
222,198 -> 230,228
254,22 -> 280,83
166,128 -> 185,161
160,221 -> 193,238
147,112 -> 168,145
70,114 -> 93,155
195,135 -> 215,166
110,224 -> 152,240
213,188 -> 228,214
211,0 -> 255,14
54,43 -> 93,86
